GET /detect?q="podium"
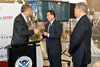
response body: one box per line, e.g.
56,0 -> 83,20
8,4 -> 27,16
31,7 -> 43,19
5,41 -> 40,67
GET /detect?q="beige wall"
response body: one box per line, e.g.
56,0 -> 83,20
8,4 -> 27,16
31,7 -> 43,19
86,0 -> 100,11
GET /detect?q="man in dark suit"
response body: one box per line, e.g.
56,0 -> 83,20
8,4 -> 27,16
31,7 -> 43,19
43,10 -> 62,67
11,4 -> 39,44
67,2 -> 92,67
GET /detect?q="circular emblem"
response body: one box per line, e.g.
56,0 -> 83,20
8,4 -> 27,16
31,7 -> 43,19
15,56 -> 32,67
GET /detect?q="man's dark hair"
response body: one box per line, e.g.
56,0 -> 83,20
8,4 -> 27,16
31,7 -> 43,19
21,4 -> 32,12
47,10 -> 56,18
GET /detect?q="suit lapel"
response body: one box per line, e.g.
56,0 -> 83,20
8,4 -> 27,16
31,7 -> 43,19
52,20 -> 56,26
71,15 -> 86,36
45,20 -> 56,32
49,20 -> 56,33
20,14 -> 28,28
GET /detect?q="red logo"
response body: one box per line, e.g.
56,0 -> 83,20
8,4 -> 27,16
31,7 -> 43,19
3,16 -> 13,20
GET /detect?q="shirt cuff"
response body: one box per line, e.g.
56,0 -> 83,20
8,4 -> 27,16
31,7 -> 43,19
48,33 -> 49,37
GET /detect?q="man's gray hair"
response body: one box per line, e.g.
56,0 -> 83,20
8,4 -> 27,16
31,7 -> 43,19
76,2 -> 88,13
21,4 -> 32,12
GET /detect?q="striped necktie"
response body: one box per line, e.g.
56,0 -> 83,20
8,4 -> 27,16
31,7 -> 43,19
48,23 -> 51,32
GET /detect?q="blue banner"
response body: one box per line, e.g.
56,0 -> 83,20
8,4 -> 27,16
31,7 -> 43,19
28,0 -> 37,12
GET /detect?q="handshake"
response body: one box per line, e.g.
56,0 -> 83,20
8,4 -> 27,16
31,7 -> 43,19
33,29 -> 48,40
33,29 -> 48,36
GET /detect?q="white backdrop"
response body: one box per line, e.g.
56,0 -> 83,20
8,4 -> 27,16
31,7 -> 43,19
0,3 -> 22,61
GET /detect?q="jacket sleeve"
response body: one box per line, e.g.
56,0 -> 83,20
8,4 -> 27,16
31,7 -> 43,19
14,19 -> 34,36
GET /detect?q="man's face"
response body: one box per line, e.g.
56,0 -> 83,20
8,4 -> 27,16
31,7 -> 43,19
26,8 -> 32,17
74,6 -> 80,18
47,12 -> 53,22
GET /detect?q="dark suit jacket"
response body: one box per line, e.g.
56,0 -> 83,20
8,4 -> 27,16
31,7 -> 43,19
11,13 -> 34,44
45,20 -> 62,53
69,15 -> 92,65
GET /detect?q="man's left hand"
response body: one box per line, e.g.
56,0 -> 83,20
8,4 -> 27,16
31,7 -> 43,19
44,32 -> 48,36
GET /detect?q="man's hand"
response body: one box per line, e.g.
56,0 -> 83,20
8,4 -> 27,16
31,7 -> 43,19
34,29 -> 40,34
39,34 -> 43,39
44,32 -> 48,36
67,48 -> 71,57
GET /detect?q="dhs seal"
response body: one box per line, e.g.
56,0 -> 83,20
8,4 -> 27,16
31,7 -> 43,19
15,56 -> 32,67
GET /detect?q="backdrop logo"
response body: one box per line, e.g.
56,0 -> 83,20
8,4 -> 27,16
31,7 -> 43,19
3,16 -> 13,20
15,56 -> 32,67
0,16 -> 13,20
0,54 -> 7,59
0,46 -> 3,50
0,35 -> 12,39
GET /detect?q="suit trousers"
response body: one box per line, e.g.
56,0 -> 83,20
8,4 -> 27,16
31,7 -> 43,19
73,64 -> 87,67
47,50 -> 62,67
